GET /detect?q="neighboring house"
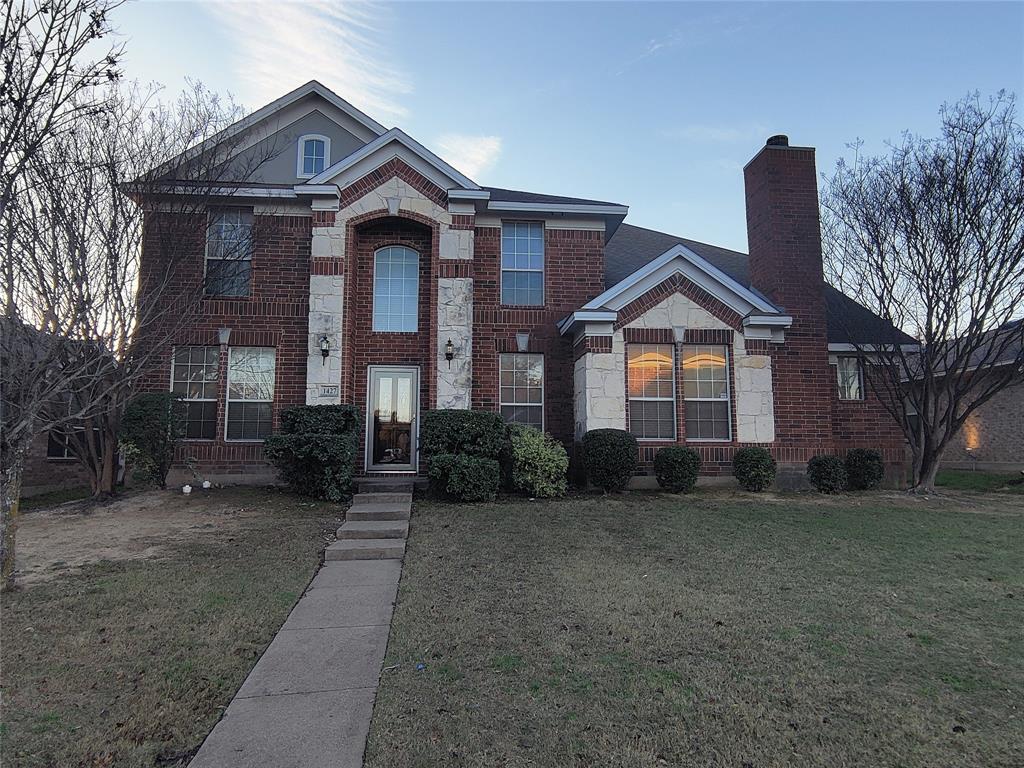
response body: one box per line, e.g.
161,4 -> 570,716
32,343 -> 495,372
136,80 -> 912,486
939,323 -> 1024,472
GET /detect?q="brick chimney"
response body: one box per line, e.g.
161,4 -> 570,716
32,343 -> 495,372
743,135 -> 834,448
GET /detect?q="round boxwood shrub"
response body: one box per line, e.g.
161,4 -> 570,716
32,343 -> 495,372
582,429 -> 637,492
264,405 -> 360,501
807,455 -> 848,494
845,448 -> 885,490
420,409 -> 506,460
508,424 -> 568,498
732,447 -> 776,492
654,446 -> 702,493
427,453 -> 500,502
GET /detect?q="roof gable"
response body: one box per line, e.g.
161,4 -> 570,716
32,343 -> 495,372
306,128 -> 479,191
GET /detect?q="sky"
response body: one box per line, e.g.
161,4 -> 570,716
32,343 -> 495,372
112,1 -> 1023,253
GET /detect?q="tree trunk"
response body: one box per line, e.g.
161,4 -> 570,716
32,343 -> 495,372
910,451 -> 943,494
1,443 -> 26,592
98,435 -> 117,496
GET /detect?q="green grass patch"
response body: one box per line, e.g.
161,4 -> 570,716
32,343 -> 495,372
366,490 -> 1024,767
936,469 -> 1024,493
1,487 -> 343,768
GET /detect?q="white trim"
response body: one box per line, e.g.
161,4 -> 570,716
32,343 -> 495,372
448,189 -> 491,200
487,201 -> 628,216
583,244 -> 780,316
498,353 -> 545,431
296,134 -> 331,178
626,342 -> 677,441
308,127 -> 480,190
681,343 -> 733,443
365,366 -> 420,472
827,343 -> 922,353
170,345 -> 220,442
293,184 -> 341,198
557,310 -> 618,335
150,184 -> 299,199
743,314 -> 793,327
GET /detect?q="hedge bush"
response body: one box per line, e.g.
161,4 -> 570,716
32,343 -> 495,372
733,447 -> 776,492
654,446 -> 702,493
420,409 -> 506,460
508,424 -> 568,498
119,393 -> 186,488
264,405 -> 360,502
845,448 -> 885,490
427,453 -> 500,502
807,455 -> 848,493
582,429 -> 637,492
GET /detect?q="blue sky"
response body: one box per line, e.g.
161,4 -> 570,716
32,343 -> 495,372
115,1 -> 1022,252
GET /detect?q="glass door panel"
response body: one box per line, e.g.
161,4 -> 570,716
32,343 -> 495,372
368,368 -> 418,470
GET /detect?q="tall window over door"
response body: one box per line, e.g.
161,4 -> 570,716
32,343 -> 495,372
499,353 -> 544,428
372,246 -> 419,332
682,345 -> 731,440
205,208 -> 253,296
171,346 -> 219,439
501,221 -> 544,306
226,347 -> 275,440
627,344 -> 676,440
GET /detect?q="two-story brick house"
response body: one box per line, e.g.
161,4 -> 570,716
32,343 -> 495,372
135,81 -> 911,486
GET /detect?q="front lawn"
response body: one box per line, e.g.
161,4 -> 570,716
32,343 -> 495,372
937,468 -> 1024,493
366,490 -> 1024,767
1,487 -> 344,768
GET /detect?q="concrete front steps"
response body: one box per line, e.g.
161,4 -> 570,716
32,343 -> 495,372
325,479 -> 413,561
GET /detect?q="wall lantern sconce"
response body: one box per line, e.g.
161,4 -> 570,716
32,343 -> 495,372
319,335 -> 330,364
445,338 -> 455,367
515,332 -> 530,353
217,327 -> 232,346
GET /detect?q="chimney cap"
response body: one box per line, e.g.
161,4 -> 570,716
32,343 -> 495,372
766,134 -> 789,147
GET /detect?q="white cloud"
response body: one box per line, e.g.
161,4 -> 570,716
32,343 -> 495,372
434,133 -> 503,180
201,0 -> 410,122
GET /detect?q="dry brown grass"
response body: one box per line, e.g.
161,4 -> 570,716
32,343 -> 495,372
1,487 -> 344,768
366,489 -> 1024,768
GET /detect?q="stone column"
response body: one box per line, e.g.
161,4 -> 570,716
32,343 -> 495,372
436,224 -> 473,409
306,204 -> 344,405
573,330 -> 626,439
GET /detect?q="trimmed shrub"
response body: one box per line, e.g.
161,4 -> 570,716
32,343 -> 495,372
264,405 -> 360,502
845,448 -> 885,490
508,424 -> 569,498
733,447 -> 776,492
428,453 -> 500,502
119,393 -> 186,488
807,455 -> 848,494
420,409 -> 506,460
582,429 -> 638,492
654,446 -> 702,493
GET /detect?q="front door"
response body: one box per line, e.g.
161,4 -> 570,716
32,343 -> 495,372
366,367 -> 419,471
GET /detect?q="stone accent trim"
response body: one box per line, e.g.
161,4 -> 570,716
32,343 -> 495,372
615,273 -> 743,331
436,277 -> 473,409
338,157 -> 447,210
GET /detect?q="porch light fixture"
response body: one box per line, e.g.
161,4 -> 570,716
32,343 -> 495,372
319,335 -> 330,363
445,338 -> 455,367
515,332 -> 530,353
217,327 -> 232,346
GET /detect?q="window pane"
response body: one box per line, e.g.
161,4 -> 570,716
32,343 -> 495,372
226,402 -> 273,440
46,431 -> 70,458
205,258 -> 251,297
627,344 -> 674,398
184,401 -> 217,439
500,222 -> 543,306
628,400 -> 675,440
172,346 -> 219,402
227,347 -> 275,403
373,247 -> 418,332
499,354 -> 544,427
685,401 -> 730,440
837,358 -> 862,400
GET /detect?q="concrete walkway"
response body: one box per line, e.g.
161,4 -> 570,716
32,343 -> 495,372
189,483 -> 411,768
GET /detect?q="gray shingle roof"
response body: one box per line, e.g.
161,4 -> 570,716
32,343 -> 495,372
605,223 -> 915,345
483,187 -> 624,207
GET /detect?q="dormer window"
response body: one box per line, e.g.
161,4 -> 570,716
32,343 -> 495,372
297,134 -> 330,178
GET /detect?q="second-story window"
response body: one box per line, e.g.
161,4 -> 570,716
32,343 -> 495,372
501,221 -> 544,306
836,357 -> 864,400
205,208 -> 253,297
372,246 -> 419,332
297,134 -> 330,177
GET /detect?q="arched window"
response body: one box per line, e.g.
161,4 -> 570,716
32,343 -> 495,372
373,246 -> 419,332
297,134 -> 331,177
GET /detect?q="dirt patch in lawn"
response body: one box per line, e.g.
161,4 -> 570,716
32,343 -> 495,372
16,490 -> 269,586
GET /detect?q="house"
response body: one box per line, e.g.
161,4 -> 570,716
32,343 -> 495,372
133,80 -> 912,487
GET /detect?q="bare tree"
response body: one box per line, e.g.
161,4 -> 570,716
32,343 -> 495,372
822,92 -> 1024,492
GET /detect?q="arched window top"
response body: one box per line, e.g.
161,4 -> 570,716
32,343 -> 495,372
373,245 -> 419,333
297,134 -> 331,178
